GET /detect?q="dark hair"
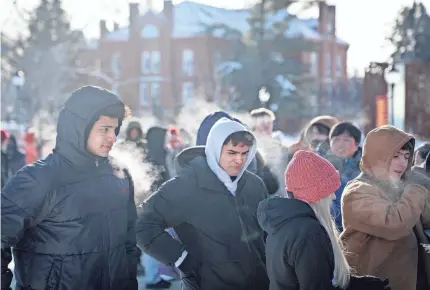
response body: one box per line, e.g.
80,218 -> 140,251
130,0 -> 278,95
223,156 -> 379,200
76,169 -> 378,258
416,142 -> 430,160
250,108 -> 276,120
98,103 -> 127,121
308,123 -> 330,136
223,131 -> 255,147
329,122 -> 362,144
401,139 -> 415,152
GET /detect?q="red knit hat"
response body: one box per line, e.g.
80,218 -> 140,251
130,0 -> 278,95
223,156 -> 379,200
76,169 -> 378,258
285,150 -> 340,203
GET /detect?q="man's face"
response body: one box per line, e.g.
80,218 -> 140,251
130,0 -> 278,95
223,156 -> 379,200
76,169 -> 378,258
307,126 -> 328,150
219,141 -> 250,176
388,149 -> 410,182
330,132 -> 359,158
87,116 -> 119,157
253,116 -> 273,136
129,128 -> 140,140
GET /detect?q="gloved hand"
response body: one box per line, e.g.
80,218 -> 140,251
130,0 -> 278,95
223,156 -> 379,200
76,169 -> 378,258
348,275 -> 390,290
177,253 -> 199,276
177,253 -> 200,290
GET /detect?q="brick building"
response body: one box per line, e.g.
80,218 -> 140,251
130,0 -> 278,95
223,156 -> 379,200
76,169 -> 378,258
80,0 -> 349,119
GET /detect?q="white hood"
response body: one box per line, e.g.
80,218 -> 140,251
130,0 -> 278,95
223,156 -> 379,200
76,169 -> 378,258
205,117 -> 257,195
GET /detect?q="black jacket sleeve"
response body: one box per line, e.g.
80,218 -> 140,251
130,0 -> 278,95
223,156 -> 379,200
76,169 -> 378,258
123,170 -> 139,288
136,177 -> 187,266
255,151 -> 279,195
290,233 -> 336,290
1,167 -> 52,248
1,167 -> 53,290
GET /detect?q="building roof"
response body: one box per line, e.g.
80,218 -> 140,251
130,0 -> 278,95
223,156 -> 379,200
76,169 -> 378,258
99,1 -> 348,46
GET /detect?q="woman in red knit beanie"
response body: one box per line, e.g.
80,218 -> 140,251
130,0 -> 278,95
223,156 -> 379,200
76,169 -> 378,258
257,150 -> 390,290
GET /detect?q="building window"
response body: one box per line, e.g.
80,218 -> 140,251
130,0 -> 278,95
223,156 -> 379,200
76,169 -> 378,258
111,52 -> 120,78
325,52 -> 332,78
141,25 -> 159,39
151,83 -> 160,106
182,82 -> 194,105
182,49 -> 194,75
141,51 -> 160,74
336,55 -> 342,77
141,51 -> 151,74
310,52 -> 318,76
151,51 -> 160,74
139,83 -> 148,105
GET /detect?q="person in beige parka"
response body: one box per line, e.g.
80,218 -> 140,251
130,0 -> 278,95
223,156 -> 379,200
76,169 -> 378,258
341,125 -> 430,290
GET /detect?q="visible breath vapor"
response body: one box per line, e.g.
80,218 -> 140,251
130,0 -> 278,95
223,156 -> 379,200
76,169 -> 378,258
110,140 -> 160,205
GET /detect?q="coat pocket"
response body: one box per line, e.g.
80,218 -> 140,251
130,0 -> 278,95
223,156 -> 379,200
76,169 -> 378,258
46,257 -> 64,290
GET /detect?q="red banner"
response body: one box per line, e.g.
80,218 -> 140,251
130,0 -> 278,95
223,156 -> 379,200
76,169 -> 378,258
375,95 -> 388,127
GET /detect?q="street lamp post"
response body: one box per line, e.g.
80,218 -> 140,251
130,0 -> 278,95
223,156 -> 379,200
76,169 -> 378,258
11,70 -> 26,125
384,65 -> 401,125
258,86 -> 270,108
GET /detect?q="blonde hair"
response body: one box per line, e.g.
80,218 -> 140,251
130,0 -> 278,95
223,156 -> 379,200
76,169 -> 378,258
310,196 -> 351,289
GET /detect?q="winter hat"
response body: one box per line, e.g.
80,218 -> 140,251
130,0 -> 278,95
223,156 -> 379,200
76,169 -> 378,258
308,115 -> 339,130
285,150 -> 340,203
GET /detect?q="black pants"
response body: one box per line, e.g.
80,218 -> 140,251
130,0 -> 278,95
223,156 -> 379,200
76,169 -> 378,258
416,248 -> 429,290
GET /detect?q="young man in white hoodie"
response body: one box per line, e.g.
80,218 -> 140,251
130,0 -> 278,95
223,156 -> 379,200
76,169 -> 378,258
136,118 -> 269,290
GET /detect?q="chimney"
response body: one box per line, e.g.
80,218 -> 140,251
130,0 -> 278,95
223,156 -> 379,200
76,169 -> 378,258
318,1 -> 327,35
129,3 -> 140,28
129,3 -> 140,39
328,5 -> 336,36
113,22 -> 119,31
164,0 -> 173,29
99,20 -> 108,37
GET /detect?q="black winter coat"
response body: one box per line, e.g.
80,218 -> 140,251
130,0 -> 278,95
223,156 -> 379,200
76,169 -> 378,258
1,87 -> 139,290
257,196 -> 336,290
136,147 -> 269,290
5,135 -> 26,176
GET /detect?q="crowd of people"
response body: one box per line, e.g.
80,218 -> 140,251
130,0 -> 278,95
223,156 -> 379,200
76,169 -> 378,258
1,85 -> 430,290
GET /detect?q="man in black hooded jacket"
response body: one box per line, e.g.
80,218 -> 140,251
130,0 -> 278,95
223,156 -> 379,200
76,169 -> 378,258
137,118 -> 269,290
1,86 -> 139,290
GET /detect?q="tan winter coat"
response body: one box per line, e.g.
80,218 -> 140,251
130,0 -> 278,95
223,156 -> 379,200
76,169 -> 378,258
341,126 -> 429,290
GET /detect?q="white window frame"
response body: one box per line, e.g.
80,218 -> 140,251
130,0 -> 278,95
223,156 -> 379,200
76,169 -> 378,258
139,83 -> 149,106
151,51 -> 160,74
141,51 -> 151,74
182,82 -> 194,105
336,55 -> 342,77
151,83 -> 160,106
182,49 -> 194,75
310,52 -> 318,76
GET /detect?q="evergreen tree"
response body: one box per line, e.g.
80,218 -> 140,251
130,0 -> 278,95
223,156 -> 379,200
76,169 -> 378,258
389,2 -> 430,62
5,0 -> 85,124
